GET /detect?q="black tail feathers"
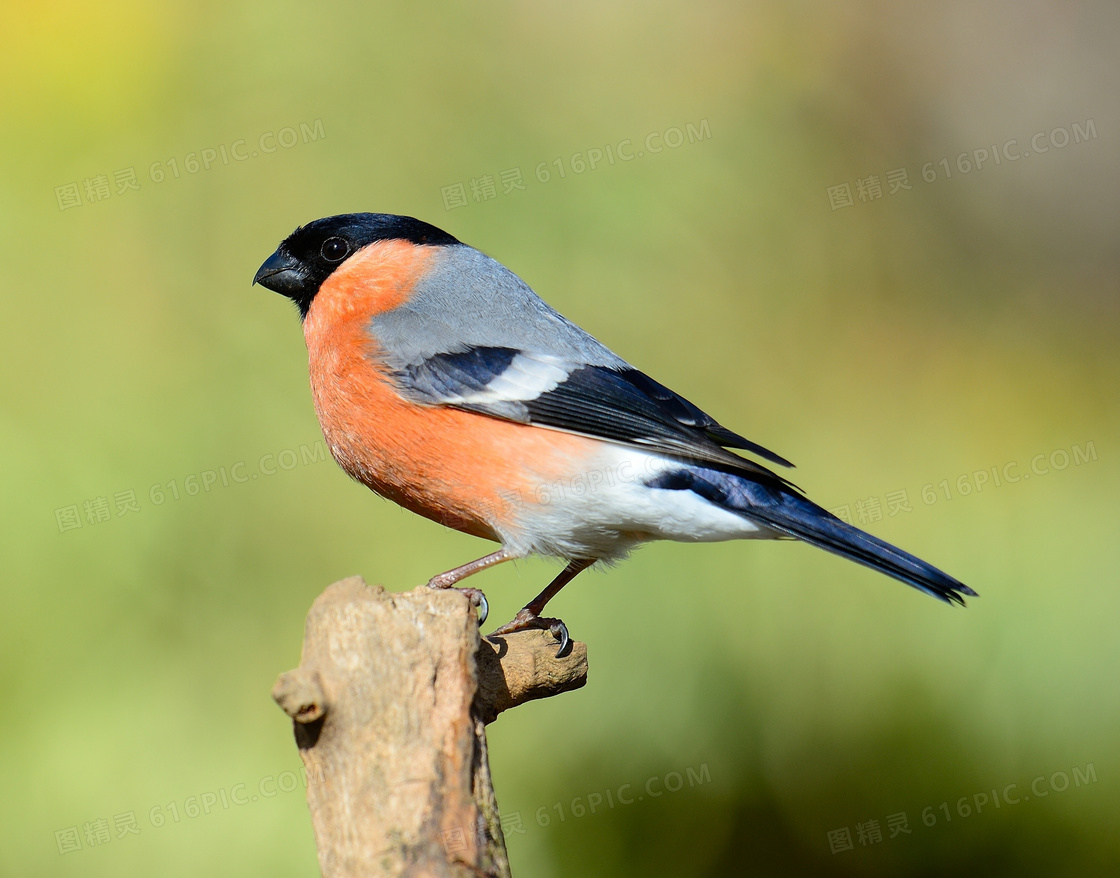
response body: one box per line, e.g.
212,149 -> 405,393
649,467 -> 977,605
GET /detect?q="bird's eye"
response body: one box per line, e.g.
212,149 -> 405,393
321,237 -> 349,262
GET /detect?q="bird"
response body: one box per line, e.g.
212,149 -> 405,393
254,212 -> 976,656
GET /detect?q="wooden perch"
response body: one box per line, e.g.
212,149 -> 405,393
272,576 -> 588,878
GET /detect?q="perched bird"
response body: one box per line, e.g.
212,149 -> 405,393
255,213 -> 976,655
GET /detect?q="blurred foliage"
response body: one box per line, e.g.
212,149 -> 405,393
2,1 -> 1118,876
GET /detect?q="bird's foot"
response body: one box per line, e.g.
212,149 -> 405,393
490,608 -> 571,659
427,580 -> 488,625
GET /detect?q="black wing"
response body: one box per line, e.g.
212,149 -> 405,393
390,346 -> 797,487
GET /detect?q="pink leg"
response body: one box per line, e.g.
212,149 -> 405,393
427,549 -> 514,622
490,559 -> 594,657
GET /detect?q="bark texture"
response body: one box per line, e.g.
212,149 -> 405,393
272,577 -> 588,877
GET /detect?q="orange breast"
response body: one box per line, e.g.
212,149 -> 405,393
301,239 -> 598,540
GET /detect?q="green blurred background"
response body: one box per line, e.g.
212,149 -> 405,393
3,1 -> 1117,875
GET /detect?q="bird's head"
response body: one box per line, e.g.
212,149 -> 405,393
254,213 -> 459,319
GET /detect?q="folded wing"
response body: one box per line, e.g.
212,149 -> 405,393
390,345 -> 797,488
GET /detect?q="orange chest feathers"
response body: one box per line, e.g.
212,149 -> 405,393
299,240 -> 596,540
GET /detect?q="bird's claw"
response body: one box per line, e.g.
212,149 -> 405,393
473,590 -> 489,625
549,619 -> 571,658
428,582 -> 488,625
491,609 -> 572,658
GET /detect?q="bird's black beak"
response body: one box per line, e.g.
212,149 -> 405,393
253,249 -> 307,296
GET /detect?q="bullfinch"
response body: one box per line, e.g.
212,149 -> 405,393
254,212 -> 976,656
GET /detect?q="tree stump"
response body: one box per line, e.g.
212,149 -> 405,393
272,576 -> 588,877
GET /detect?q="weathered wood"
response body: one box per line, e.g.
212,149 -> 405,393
272,577 -> 588,877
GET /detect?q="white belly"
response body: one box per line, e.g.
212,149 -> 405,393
493,445 -> 777,561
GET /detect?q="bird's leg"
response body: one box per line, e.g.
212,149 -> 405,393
489,559 -> 594,658
427,549 -> 514,624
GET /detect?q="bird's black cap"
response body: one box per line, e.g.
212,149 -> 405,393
253,213 -> 460,318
